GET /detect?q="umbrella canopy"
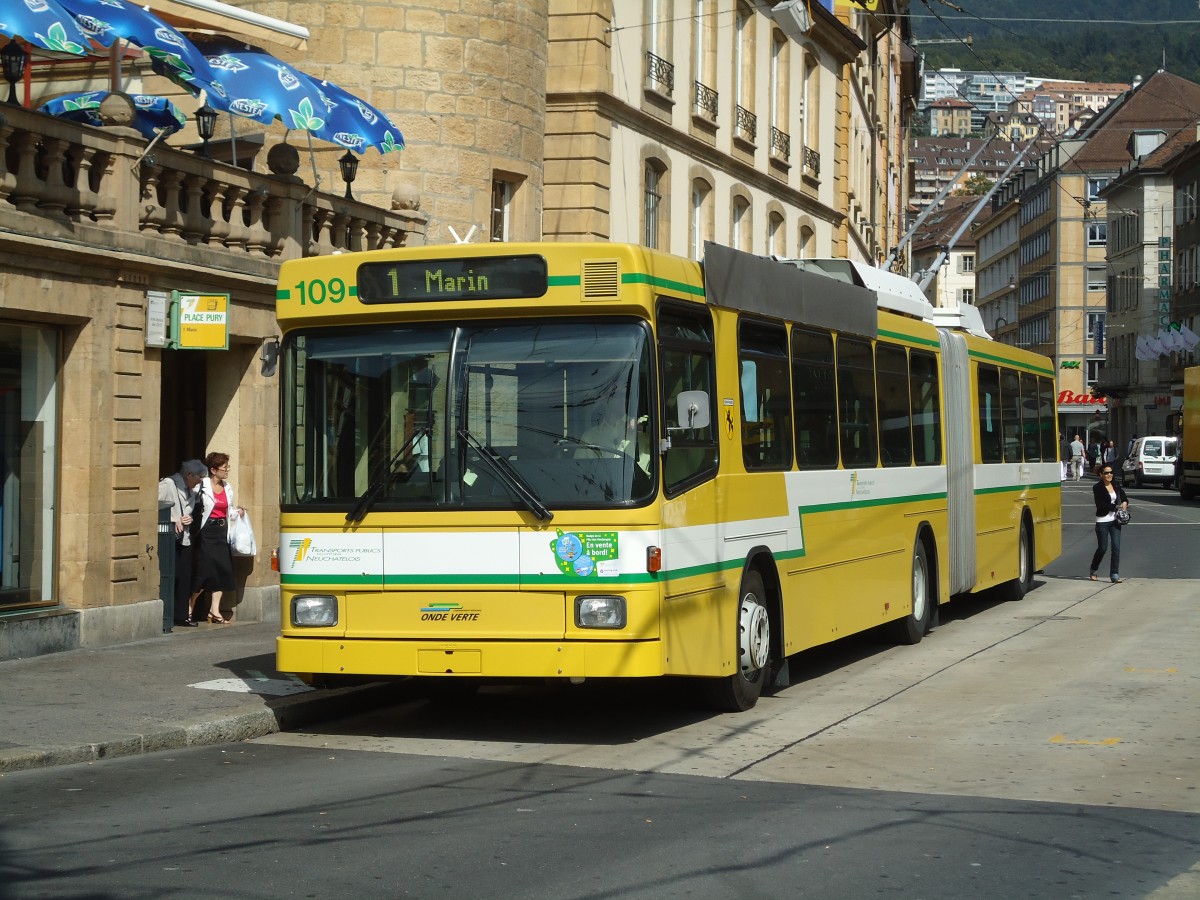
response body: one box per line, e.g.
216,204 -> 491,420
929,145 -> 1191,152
57,0 -> 212,81
189,37 -> 327,133
313,79 -> 403,155
1,0 -> 90,54
39,90 -> 187,140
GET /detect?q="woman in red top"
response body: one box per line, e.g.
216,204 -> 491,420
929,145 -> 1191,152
188,452 -> 244,623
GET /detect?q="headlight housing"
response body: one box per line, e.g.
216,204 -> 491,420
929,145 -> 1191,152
574,595 -> 626,629
291,594 -> 338,627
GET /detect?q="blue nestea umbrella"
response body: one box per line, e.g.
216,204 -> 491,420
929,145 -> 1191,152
40,90 -> 187,141
57,0 -> 212,81
1,0 -> 90,54
191,37 -> 327,133
313,79 -> 403,155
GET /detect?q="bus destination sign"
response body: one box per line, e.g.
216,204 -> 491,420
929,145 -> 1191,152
358,255 -> 548,303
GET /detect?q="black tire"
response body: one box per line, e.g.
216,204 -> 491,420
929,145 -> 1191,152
888,539 -> 932,645
1183,477 -> 1198,501
1002,518 -> 1034,601
701,571 -> 771,712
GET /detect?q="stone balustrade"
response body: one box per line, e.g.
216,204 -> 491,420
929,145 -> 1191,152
0,103 -> 426,267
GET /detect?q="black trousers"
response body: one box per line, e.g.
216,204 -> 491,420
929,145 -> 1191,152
173,541 -> 195,621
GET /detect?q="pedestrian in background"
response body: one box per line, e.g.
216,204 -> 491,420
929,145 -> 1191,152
1102,440 -> 1118,469
1069,434 -> 1086,481
1090,464 -> 1129,584
189,452 -> 245,624
158,459 -> 207,627
1059,434 -> 1070,481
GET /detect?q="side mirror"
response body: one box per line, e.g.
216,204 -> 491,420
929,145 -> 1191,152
675,390 -> 710,430
260,337 -> 280,377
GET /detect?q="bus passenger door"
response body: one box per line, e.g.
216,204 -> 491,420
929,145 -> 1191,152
656,303 -> 724,677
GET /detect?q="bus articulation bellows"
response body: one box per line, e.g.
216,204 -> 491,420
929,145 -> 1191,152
274,241 -> 1062,711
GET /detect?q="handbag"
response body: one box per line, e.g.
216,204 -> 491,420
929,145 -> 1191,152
228,510 -> 257,557
1114,507 -> 1131,526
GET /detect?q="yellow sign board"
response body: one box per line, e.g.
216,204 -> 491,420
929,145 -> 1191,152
174,292 -> 229,350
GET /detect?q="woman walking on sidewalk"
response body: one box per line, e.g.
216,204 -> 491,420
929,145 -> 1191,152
1090,465 -> 1129,583
189,452 -> 245,624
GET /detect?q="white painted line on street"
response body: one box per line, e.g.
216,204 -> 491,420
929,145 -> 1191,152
189,677 -> 313,697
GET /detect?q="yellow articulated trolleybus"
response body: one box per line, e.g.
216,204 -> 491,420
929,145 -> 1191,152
274,241 -> 1061,711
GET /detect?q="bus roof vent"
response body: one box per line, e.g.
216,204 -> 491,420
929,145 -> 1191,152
582,259 -> 620,298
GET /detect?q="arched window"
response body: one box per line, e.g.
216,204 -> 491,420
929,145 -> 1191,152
644,159 -> 666,249
732,195 -> 751,252
691,178 -> 713,260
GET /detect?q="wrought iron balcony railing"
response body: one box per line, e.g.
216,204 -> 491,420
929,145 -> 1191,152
693,81 -> 718,120
803,144 -> 821,176
734,105 -> 757,142
646,52 -> 674,96
770,126 -> 790,161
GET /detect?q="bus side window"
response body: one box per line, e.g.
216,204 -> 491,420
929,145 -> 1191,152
1037,376 -> 1057,461
1000,368 -> 1022,462
910,350 -> 942,465
837,337 -> 878,469
1020,372 -> 1042,461
977,364 -> 1002,463
876,342 -> 912,467
658,305 -> 718,494
738,319 -> 792,470
792,327 -> 838,469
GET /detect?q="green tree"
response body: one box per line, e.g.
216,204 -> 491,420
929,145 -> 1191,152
955,174 -> 994,196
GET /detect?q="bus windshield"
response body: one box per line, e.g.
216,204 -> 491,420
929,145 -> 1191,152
282,321 -> 655,511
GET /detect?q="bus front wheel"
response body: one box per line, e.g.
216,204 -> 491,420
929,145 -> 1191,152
702,571 -> 771,712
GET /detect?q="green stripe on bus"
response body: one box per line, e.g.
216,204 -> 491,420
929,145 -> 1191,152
802,490 -> 948,515
548,275 -> 580,286
878,328 -> 940,348
969,348 -> 1055,377
621,272 -> 707,296
975,481 -> 1061,496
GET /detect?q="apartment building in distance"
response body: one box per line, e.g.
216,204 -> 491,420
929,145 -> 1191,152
973,71 -> 1200,447
908,136 -> 1044,211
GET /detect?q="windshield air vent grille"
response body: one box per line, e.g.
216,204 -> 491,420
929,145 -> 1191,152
582,260 -> 620,298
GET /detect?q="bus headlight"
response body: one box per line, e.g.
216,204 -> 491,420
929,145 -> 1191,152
575,595 -> 626,629
291,594 -> 338,627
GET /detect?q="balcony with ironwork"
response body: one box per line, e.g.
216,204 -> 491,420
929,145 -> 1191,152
769,127 -> 790,166
645,52 -> 674,99
692,81 -> 718,126
0,102 -> 427,278
803,144 -> 821,178
734,105 -> 756,147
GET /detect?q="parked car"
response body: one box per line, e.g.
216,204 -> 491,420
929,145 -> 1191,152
1121,436 -> 1179,487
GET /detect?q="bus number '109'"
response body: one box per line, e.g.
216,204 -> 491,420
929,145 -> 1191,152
292,279 -> 348,305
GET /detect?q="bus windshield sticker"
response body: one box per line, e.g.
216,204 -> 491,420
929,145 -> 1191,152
552,530 -> 619,578
357,255 -> 549,303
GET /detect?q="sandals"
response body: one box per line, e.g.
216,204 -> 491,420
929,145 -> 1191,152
1089,575 -> 1098,581
207,613 -> 229,624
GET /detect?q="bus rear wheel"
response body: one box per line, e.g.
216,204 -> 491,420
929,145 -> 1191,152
1002,519 -> 1034,601
888,540 -> 932,645
702,571 -> 771,712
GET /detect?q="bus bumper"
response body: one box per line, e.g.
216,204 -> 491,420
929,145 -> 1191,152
276,635 -> 665,680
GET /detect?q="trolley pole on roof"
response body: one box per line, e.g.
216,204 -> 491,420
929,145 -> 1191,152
914,131 -> 1042,293
883,134 -> 997,273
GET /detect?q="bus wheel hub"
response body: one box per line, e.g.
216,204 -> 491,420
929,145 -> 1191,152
739,599 -> 770,673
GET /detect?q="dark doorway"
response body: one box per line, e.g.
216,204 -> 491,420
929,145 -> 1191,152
159,350 -> 208,476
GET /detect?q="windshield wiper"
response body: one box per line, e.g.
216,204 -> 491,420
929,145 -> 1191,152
345,426 -> 429,524
458,428 -> 553,521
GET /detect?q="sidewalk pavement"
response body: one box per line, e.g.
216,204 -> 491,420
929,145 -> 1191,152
0,620 -> 401,774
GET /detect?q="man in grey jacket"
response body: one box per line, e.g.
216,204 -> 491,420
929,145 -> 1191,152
157,459 -> 207,627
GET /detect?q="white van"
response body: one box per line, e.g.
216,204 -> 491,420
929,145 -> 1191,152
1121,436 -> 1179,487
